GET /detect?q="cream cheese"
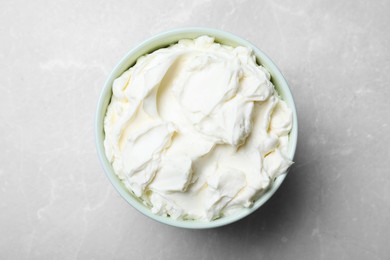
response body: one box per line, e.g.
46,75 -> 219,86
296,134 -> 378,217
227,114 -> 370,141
104,36 -> 293,221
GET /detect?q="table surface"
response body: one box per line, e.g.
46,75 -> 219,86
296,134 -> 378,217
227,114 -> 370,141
1,0 -> 389,259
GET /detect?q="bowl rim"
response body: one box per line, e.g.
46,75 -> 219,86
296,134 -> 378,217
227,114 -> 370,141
95,27 -> 298,229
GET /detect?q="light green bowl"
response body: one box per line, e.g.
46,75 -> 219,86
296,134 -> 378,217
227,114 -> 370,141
95,27 -> 298,229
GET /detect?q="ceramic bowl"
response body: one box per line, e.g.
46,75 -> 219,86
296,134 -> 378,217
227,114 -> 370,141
95,27 -> 298,229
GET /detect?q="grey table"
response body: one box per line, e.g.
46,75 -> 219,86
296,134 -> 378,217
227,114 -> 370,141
1,0 -> 389,259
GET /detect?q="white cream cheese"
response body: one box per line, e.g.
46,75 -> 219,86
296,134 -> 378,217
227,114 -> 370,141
104,36 -> 293,221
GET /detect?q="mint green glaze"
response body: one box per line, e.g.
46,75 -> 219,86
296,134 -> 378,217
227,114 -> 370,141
95,27 -> 298,229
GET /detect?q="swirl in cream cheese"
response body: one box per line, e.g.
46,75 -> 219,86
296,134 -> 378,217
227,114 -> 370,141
104,36 -> 293,221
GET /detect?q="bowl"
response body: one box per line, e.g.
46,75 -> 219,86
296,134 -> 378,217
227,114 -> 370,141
95,27 -> 298,229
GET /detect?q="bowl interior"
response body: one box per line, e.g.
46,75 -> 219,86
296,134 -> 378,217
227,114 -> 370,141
95,27 -> 298,229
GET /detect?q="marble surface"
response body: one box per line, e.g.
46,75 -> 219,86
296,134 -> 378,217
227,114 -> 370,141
1,0 -> 390,259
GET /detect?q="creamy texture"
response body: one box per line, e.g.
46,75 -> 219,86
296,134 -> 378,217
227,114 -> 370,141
104,36 -> 293,221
